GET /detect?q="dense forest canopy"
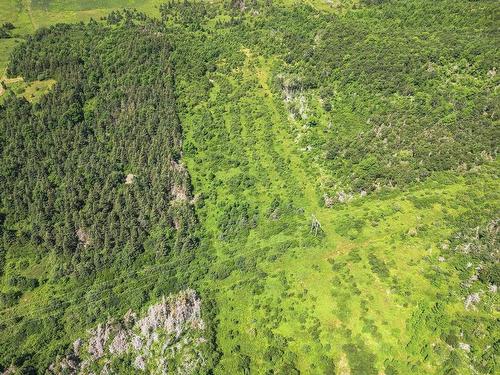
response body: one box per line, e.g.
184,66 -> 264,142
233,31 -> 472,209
0,1 -> 498,374
3,19 -> 198,274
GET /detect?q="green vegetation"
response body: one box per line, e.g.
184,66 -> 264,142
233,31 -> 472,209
0,0 -> 170,74
0,1 -> 498,374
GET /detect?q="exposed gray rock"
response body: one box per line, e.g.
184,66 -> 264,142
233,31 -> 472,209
323,194 -> 334,208
48,352 -> 80,375
76,228 -> 91,248
88,323 -> 114,359
337,191 -> 353,203
124,309 -> 137,327
137,290 -> 203,339
125,174 -> 135,184
134,356 -> 146,371
171,184 -> 188,201
132,334 -> 143,350
459,342 -> 471,353
73,338 -> 83,356
464,293 -> 481,310
49,289 -> 206,375
109,329 -> 128,355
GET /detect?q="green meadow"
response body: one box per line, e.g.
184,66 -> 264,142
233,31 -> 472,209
177,47 -> 499,373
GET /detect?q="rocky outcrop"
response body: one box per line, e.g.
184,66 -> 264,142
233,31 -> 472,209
125,173 -> 135,184
464,292 -> 481,310
76,228 -> 91,247
49,289 -> 206,375
323,191 -> 356,207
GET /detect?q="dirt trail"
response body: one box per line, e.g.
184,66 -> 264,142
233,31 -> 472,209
254,59 -> 319,210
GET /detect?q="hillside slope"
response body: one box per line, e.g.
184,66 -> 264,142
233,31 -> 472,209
0,1 -> 498,374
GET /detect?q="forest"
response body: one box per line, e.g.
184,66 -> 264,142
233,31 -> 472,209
0,0 -> 498,374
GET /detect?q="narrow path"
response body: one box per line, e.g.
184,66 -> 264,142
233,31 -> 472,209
23,0 -> 37,31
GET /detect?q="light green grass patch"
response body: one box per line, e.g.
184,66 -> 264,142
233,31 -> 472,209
21,78 -> 56,102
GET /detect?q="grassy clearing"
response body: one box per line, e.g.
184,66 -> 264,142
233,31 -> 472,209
0,76 -> 55,103
22,78 -> 56,102
177,48 -> 499,373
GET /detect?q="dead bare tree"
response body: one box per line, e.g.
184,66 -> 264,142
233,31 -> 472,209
311,214 -> 323,236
